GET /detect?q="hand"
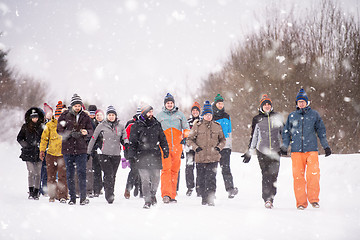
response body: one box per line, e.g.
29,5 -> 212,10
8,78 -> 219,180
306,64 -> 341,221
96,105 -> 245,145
241,151 -> 251,163
121,158 -> 128,169
80,129 -> 88,136
180,138 -> 187,145
39,151 -> 45,161
325,147 -> 331,157
163,153 -> 169,159
214,147 -> 220,152
189,150 -> 195,154
70,131 -> 82,139
279,146 -> 288,156
196,147 -> 203,153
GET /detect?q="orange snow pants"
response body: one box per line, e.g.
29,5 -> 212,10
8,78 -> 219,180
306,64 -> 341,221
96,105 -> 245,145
161,144 -> 182,199
291,152 -> 320,208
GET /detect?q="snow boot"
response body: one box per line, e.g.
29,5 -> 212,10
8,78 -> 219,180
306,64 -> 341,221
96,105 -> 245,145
228,187 -> 238,199
151,196 -> 157,206
311,202 -> 320,208
80,198 -> 90,205
143,202 -> 151,209
68,198 -> 76,205
186,189 -> 193,196
124,189 -> 130,199
265,200 -> 273,209
33,188 -> 40,200
297,205 -> 305,210
28,187 -> 34,199
163,196 -> 171,204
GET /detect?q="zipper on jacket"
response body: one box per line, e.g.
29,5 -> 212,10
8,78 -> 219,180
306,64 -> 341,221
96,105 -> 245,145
267,114 -> 272,150
301,116 -> 304,152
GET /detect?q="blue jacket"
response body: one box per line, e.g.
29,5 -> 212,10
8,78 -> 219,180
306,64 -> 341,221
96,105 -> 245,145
212,105 -> 232,149
282,106 -> 329,153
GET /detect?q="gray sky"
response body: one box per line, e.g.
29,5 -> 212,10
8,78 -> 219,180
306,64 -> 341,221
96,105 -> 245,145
0,0 -> 358,114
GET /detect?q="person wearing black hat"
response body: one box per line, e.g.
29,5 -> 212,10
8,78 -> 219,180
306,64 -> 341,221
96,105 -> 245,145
57,93 -> 94,205
87,105 -> 128,204
128,103 -> 169,209
282,88 -> 331,210
17,107 -> 45,200
242,94 -> 284,209
212,94 -> 238,198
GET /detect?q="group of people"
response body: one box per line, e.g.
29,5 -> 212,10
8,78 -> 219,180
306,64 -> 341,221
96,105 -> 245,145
17,88 -> 331,210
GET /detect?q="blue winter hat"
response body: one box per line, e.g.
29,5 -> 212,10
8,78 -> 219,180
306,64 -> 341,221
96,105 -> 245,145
164,93 -> 175,105
296,88 -> 309,104
201,101 -> 213,116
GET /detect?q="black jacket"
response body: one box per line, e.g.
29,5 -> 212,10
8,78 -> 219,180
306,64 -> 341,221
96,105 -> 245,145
17,107 -> 44,162
128,116 -> 169,169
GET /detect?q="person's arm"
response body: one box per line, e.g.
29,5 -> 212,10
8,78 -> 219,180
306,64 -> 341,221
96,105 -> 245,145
315,112 -> 330,150
17,125 -> 28,148
159,124 -> 169,159
87,124 -> 102,154
187,122 -> 200,151
40,124 -> 50,152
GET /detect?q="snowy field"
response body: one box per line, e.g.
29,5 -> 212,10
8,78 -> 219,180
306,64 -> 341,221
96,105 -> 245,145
0,142 -> 359,240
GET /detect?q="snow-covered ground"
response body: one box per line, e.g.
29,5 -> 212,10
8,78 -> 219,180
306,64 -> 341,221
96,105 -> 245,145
0,142 -> 359,240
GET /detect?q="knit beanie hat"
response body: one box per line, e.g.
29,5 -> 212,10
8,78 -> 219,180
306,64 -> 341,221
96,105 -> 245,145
95,109 -> 104,116
30,109 -> 39,119
201,101 -> 213,116
88,105 -> 97,116
55,101 -> 63,118
296,88 -> 309,104
136,105 -> 142,116
164,93 -> 175,105
259,94 -> 272,109
106,105 -> 117,116
214,94 -> 224,104
191,102 -> 201,112
70,93 -> 83,106
141,103 -> 153,116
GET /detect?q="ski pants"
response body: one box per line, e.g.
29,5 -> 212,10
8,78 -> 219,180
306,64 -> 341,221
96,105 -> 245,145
257,150 -> 280,203
196,162 -> 218,201
139,169 -> 160,203
161,146 -> 182,199
291,151 -> 320,208
99,154 -> 121,202
92,153 -> 103,195
46,154 -> 68,200
219,148 -> 234,191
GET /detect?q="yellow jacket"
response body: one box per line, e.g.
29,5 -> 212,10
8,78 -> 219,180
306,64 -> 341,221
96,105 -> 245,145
40,118 -> 63,156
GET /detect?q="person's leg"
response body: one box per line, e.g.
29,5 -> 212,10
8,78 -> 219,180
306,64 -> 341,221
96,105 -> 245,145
196,163 -> 206,200
75,154 -> 87,201
204,162 -> 218,205
86,155 -> 94,196
57,156 -> 68,200
108,156 -> 121,202
306,151 -> 320,204
26,162 -> 36,198
40,158 -> 47,195
185,151 -> 195,190
139,169 -> 151,203
161,152 -> 172,199
64,155 -> 76,202
33,161 -> 43,197
92,153 -> 102,195
99,155 -> 113,202
219,148 -> 234,191
46,154 -> 57,200
170,147 -> 182,199
150,169 -> 161,198
291,152 -> 308,208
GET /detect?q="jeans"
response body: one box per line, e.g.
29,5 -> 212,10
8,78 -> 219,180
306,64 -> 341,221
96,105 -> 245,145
64,154 -> 87,200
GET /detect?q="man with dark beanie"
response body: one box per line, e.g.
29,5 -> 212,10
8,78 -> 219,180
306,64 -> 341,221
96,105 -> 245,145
212,94 -> 238,198
242,94 -> 284,209
282,88 -> 331,210
128,103 -> 169,209
57,93 -> 93,205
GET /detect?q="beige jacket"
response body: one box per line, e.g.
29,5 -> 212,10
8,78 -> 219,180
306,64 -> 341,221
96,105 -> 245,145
187,119 -> 226,163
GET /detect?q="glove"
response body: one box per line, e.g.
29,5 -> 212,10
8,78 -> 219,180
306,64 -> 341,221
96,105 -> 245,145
325,147 -> 331,157
241,151 -> 251,163
189,150 -> 195,155
214,147 -> 220,152
70,131 -> 82,139
181,151 -> 185,159
39,151 -> 45,161
163,152 -> 169,159
279,146 -> 288,156
180,138 -> 187,145
196,147 -> 203,153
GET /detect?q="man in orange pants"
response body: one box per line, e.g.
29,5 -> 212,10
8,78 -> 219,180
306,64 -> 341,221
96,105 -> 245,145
281,88 -> 331,210
157,93 -> 190,203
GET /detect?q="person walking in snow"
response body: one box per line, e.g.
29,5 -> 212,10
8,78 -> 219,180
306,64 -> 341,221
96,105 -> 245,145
156,93 -> 190,203
40,101 -> 68,203
242,95 -> 284,209
87,106 -> 128,204
128,103 -> 169,209
57,94 -> 94,205
212,94 -> 238,198
17,107 -> 45,200
187,101 -> 226,206
90,109 -> 105,197
184,101 -> 201,197
123,106 -> 143,199
281,88 -> 331,210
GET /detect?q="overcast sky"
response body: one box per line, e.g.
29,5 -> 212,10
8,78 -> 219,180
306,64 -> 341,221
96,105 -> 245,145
0,0 -> 358,114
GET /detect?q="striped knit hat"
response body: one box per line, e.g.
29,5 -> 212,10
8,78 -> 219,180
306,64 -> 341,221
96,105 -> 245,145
191,102 -> 201,112
259,94 -> 272,107
70,93 -> 83,106
296,88 -> 309,104
88,105 -> 97,116
201,101 -> 213,116
55,101 -> 63,118
106,105 -> 117,116
141,103 -> 153,116
214,94 -> 224,104
136,105 -> 142,116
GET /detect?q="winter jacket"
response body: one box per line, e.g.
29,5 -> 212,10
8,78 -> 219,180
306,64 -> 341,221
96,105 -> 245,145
123,115 -> 138,159
40,118 -> 62,156
57,109 -> 94,155
156,106 -> 190,151
17,107 -> 45,162
184,115 -> 200,153
128,116 -> 169,169
87,119 -> 128,156
187,119 -> 226,163
89,119 -> 103,157
282,106 -> 329,153
249,111 -> 283,156
212,105 -> 232,149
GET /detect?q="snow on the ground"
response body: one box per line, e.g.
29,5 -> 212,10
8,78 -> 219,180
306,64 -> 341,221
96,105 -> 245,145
0,142 -> 359,240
